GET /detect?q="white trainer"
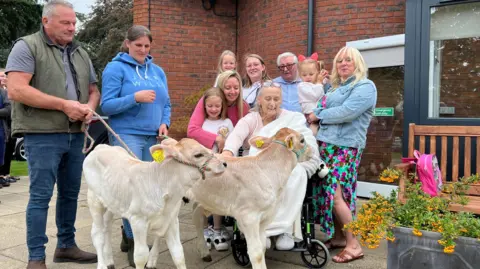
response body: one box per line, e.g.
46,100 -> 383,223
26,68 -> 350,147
213,230 -> 229,251
275,233 -> 294,250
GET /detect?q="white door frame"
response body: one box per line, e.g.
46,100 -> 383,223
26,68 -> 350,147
347,34 -> 405,198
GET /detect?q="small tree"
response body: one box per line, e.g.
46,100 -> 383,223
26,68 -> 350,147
0,0 -> 42,67
75,0 -> 133,89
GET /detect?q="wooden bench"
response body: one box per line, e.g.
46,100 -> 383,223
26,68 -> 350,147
396,123 -> 480,214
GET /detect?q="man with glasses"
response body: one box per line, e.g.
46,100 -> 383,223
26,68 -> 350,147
273,52 -> 302,113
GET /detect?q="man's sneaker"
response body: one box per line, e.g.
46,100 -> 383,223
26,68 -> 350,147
0,177 -> 10,187
212,230 -> 229,251
5,176 -> 17,183
204,227 -> 214,250
219,225 -> 231,241
275,233 -> 294,250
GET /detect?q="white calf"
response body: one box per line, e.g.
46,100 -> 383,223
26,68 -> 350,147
188,127 -> 312,269
83,138 -> 226,269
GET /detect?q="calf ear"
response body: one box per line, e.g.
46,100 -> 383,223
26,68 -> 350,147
160,137 -> 179,146
284,134 -> 296,150
149,144 -> 180,163
249,136 -> 272,149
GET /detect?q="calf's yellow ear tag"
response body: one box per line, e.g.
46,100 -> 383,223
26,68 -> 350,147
152,149 -> 165,163
287,139 -> 293,150
255,139 -> 264,148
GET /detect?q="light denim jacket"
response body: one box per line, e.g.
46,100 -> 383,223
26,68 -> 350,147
313,77 -> 377,149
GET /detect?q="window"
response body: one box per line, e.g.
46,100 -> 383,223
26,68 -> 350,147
427,2 -> 480,118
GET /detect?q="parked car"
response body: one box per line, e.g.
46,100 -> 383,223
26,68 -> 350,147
13,116 -> 110,161
14,137 -> 26,161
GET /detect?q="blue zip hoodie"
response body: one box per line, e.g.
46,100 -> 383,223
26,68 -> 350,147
101,52 -> 171,136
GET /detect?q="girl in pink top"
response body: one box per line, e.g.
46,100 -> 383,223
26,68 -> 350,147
187,70 -> 249,152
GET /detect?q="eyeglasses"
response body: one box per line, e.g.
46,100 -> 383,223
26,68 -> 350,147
262,81 -> 281,88
277,63 -> 296,71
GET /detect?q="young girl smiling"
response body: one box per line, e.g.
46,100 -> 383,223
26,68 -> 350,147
214,50 -> 236,87
198,87 -> 234,251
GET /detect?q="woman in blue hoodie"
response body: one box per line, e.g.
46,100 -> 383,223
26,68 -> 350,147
101,25 -> 171,265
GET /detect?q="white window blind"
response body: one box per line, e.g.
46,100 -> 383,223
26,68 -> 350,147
430,2 -> 480,41
347,34 -> 405,68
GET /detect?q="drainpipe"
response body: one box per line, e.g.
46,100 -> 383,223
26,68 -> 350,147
307,0 -> 314,55
235,0 -> 239,56
148,0 -> 151,29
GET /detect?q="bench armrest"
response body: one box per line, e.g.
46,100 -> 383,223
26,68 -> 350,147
394,162 -> 415,203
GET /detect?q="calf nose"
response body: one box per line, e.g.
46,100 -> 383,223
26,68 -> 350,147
223,162 -> 227,168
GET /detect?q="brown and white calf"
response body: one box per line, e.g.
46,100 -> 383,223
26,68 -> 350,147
83,138 -> 226,269
187,127 -> 312,269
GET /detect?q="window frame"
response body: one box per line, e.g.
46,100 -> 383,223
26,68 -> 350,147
414,0 -> 480,125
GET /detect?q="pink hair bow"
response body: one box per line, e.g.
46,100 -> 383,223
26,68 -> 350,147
298,52 -> 319,62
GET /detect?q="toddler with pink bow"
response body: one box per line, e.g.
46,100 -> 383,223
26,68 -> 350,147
297,52 -> 328,136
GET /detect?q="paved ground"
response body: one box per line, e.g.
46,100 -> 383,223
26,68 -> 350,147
0,177 -> 388,269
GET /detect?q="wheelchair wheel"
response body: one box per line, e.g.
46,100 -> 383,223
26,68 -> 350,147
300,239 -> 330,268
231,232 -> 250,267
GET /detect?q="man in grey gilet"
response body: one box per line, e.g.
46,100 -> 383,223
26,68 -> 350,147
5,1 -> 100,268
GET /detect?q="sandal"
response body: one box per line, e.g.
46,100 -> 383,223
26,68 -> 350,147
332,249 -> 364,263
324,239 -> 346,250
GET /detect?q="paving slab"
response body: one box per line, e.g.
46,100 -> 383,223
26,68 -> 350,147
0,176 -> 387,269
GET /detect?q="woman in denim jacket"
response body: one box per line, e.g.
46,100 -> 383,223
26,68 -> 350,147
308,47 -> 377,263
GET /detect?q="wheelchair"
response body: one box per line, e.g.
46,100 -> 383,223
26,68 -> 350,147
230,172 -> 330,268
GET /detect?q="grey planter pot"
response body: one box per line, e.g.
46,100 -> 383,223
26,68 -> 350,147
387,227 -> 480,269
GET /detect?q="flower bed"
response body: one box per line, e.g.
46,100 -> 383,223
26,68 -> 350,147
346,170 -> 480,267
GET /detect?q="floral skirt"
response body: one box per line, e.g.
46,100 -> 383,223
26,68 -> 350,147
312,142 -> 363,239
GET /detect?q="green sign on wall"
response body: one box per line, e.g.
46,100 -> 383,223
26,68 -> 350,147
374,107 -> 394,117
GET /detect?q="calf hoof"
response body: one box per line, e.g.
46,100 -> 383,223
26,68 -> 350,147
107,265 -> 115,269
202,254 -> 212,262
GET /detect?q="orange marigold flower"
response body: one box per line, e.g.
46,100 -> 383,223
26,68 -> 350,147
412,229 -> 423,237
444,246 -> 455,254
386,237 -> 396,242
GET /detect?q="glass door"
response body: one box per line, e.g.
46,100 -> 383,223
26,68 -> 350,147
420,0 -> 480,124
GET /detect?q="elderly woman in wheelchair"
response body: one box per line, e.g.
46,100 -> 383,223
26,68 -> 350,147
220,82 -> 330,268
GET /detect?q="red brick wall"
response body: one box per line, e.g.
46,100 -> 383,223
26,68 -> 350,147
134,0 -> 406,138
236,0 -> 309,78
236,0 -> 406,79
315,0 -> 405,71
133,0 -> 237,138
134,1 -> 408,183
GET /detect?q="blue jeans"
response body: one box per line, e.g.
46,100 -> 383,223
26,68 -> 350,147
109,133 -> 157,239
24,133 -> 85,261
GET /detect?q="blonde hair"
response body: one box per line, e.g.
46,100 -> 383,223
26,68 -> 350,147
298,59 -> 325,82
243,54 -> 271,88
216,70 -> 244,119
216,50 -> 236,74
330,46 -> 368,89
203,87 -> 228,120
